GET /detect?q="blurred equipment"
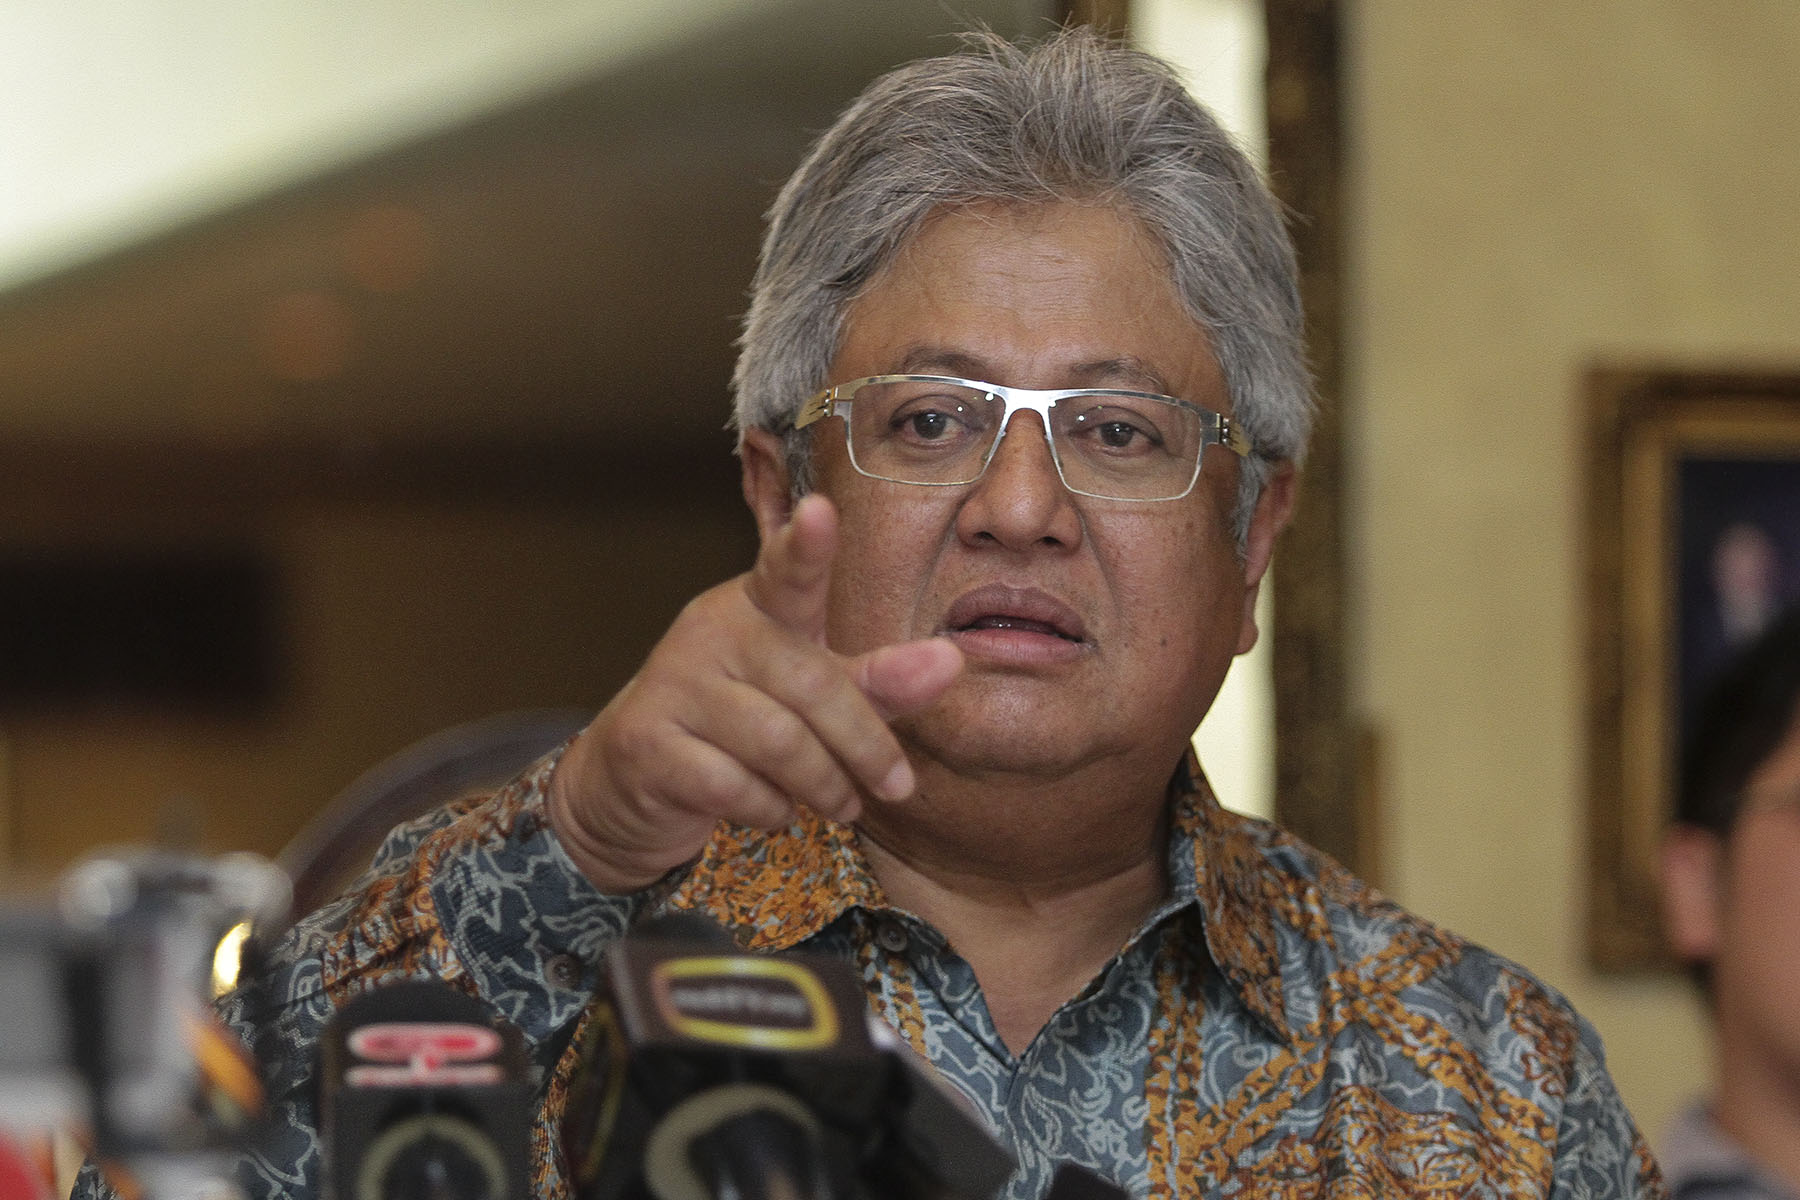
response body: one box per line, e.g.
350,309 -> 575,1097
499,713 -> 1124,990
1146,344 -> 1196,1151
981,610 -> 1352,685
0,846 -> 290,1199
0,1128 -> 57,1200
320,981 -> 531,1200
563,914 -> 1015,1200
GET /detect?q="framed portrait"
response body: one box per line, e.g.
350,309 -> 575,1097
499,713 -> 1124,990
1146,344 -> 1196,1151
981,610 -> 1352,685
1586,368 -> 1800,971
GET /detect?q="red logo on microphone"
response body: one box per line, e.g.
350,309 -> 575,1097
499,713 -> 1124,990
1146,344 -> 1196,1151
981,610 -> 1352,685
345,1022 -> 504,1087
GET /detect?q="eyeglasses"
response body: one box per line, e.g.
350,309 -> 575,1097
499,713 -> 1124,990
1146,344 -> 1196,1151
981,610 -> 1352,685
794,374 -> 1251,502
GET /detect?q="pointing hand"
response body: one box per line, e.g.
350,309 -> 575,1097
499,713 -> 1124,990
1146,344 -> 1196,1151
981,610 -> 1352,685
547,495 -> 962,894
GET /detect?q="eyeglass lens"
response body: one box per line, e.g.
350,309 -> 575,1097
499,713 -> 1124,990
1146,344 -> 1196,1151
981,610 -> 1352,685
843,379 -> 1206,501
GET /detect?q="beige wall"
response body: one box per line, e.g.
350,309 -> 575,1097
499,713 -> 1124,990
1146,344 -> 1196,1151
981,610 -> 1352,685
1348,1 -> 1800,1141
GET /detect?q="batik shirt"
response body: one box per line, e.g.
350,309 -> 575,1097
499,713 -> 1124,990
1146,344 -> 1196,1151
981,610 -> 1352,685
91,748 -> 1665,1200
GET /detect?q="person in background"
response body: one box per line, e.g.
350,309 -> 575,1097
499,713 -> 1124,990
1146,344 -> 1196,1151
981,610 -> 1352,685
1660,602 -> 1800,1200
80,27 -> 1664,1200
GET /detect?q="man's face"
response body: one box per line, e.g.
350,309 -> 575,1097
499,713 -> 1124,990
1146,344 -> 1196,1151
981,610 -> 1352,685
1710,711 -> 1800,1093
804,200 -> 1287,786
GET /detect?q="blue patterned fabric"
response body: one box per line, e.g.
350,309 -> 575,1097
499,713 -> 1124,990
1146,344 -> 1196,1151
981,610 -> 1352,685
72,747 -> 1666,1200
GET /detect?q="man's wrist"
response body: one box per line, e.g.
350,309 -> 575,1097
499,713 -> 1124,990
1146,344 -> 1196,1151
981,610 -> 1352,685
544,754 -> 685,896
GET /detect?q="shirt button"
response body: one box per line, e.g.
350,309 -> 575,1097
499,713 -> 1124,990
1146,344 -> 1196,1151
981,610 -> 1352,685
546,953 -> 583,989
875,920 -> 910,954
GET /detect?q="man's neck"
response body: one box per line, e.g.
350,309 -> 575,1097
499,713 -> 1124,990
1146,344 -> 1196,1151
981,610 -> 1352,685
854,762 -> 1175,1056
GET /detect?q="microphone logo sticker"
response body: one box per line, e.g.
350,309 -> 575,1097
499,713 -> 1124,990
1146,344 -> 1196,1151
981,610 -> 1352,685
650,956 -> 839,1051
344,1021 -> 506,1087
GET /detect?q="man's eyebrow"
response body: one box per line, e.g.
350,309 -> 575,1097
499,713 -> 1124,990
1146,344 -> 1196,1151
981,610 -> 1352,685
1069,358 -> 1174,394
893,346 -> 990,378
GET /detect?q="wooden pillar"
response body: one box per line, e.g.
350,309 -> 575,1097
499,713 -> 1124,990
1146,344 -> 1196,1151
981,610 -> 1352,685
1057,0 -> 1129,36
1263,0 -> 1368,878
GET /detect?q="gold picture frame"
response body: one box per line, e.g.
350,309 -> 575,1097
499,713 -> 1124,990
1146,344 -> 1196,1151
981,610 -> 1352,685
1586,367 -> 1800,971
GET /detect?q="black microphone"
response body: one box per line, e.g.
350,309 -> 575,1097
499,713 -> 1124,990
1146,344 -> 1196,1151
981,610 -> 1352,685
562,913 -> 1014,1200
320,980 -> 531,1200
1041,1164 -> 1130,1200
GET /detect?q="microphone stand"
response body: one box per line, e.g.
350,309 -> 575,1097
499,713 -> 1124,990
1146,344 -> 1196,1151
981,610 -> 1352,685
688,1108 -> 831,1200
641,1082 -> 838,1200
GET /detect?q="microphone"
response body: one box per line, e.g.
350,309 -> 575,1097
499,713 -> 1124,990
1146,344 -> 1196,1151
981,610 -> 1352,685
320,980 -> 531,1200
0,847 -> 287,1200
562,913 -> 1014,1200
1042,1165 -> 1130,1200
0,1129 -> 57,1200
56,848 -> 282,1160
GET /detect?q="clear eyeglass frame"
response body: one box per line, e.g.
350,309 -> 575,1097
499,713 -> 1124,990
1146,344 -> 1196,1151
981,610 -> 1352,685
793,373 -> 1252,502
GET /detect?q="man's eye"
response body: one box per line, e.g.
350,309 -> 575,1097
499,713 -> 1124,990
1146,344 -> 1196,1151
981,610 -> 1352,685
888,398 -> 978,442
1073,409 -> 1164,453
905,410 -> 957,439
1095,420 -> 1147,449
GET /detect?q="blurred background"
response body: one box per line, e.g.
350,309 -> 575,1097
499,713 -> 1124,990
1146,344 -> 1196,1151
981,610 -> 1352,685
2,0 -> 1798,1152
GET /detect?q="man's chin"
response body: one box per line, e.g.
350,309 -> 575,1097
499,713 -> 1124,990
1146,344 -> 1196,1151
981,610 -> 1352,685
894,709 -> 1118,782
857,756 -> 1172,883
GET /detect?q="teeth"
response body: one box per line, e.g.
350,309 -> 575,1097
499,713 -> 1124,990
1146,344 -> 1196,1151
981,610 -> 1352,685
970,616 -> 1066,638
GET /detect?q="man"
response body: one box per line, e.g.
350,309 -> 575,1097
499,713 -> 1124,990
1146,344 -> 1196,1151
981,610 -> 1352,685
87,28 -> 1660,1200
1660,604 -> 1800,1199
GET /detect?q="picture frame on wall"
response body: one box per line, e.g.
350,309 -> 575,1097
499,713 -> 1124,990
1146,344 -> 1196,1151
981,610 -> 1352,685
1586,368 -> 1800,971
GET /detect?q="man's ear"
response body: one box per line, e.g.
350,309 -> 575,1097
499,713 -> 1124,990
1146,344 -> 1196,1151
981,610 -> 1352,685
1236,461 -> 1299,657
1660,825 -> 1726,963
740,428 -> 796,545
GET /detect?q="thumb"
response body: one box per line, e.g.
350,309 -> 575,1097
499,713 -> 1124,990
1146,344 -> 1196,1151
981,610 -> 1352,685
851,638 -> 964,720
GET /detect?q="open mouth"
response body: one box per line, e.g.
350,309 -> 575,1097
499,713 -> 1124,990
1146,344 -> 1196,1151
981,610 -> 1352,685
941,586 -> 1089,645
958,614 -> 1081,642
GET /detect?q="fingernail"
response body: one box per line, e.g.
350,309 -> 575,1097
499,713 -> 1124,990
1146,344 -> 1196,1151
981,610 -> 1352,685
878,760 -> 915,801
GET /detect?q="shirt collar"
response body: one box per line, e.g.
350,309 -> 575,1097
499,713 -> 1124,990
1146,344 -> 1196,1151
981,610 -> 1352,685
1166,757 -> 1296,1046
665,752 -> 1296,1047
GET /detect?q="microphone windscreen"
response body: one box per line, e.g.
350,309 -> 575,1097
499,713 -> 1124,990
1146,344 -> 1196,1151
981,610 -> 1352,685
1041,1163 -> 1131,1200
320,980 -> 531,1200
565,919 -> 1015,1200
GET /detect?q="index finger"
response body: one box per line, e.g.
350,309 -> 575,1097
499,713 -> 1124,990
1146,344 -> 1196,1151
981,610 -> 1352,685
744,493 -> 838,639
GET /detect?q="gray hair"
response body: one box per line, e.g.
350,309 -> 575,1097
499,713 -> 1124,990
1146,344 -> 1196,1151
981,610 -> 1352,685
731,28 -> 1311,543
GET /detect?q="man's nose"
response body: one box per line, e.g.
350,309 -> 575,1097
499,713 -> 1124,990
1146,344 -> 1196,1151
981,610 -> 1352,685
955,411 -> 1083,551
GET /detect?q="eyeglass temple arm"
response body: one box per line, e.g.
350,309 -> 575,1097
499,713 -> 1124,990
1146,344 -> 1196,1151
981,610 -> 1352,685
794,391 -> 835,430
1217,417 -> 1252,458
